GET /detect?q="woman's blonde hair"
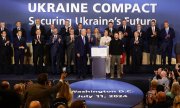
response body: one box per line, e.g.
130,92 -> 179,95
173,95 -> 180,108
171,82 -> 180,96
57,82 -> 73,102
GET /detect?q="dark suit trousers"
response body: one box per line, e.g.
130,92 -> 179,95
67,48 -> 75,73
76,55 -> 87,78
161,43 -> 173,65
14,51 -> 24,74
149,45 -> 157,65
33,51 -> 44,73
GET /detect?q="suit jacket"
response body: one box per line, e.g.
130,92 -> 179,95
13,36 -> 27,54
75,36 -> 89,56
24,82 -> 63,108
160,27 -> 175,45
30,25 -> 46,37
133,29 -> 146,40
130,38 -> 143,53
87,34 -> 96,48
0,36 -> 11,56
12,27 -> 27,39
146,26 -> 160,46
50,34 -> 63,55
118,25 -> 132,39
59,26 -> 70,40
105,27 -> 117,38
74,29 -> 81,36
32,35 -> 45,54
66,35 -> 77,50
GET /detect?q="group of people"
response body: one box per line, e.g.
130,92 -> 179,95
0,19 -> 176,78
146,63 -> 180,108
0,72 -> 87,108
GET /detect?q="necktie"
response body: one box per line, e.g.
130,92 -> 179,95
83,37 -> 85,44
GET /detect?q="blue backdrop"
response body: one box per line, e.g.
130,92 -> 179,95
0,0 -> 179,44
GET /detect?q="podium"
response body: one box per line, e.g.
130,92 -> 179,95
91,46 -> 109,79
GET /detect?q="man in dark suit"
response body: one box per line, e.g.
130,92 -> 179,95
118,19 -> 132,65
160,21 -> 175,65
146,20 -> 160,65
12,21 -> 27,40
0,22 -> 11,41
74,23 -> 83,36
30,19 -> 46,38
131,31 -> 143,72
50,28 -> 64,74
32,29 -> 45,73
24,73 -> 67,108
105,22 -> 117,38
0,31 -> 11,74
133,24 -> 146,64
59,20 -> 71,66
45,24 -> 55,67
75,29 -> 89,79
13,30 -> 27,74
66,28 -> 77,73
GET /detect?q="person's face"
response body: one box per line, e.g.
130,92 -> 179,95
36,30 -> 41,35
151,21 -> 156,26
137,24 -> 142,30
78,24 -> 83,29
164,22 -> 169,28
108,23 -> 113,28
36,19 -> 41,25
114,33 -> 119,39
16,22 -> 21,28
1,31 -> 6,37
119,32 -> 123,38
17,31 -> 22,37
0,23 -> 5,28
53,29 -> 58,35
94,28 -> 99,33
50,24 -> 55,29
70,29 -> 74,35
65,20 -> 70,27
104,30 -> 108,36
86,29 -> 91,34
122,20 -> 127,26
81,30 -> 86,36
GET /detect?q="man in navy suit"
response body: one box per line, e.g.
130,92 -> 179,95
118,19 -> 132,65
50,28 -> 63,74
74,23 -> 83,36
160,21 -> 175,65
75,29 -> 89,79
13,30 -> 27,74
146,20 -> 160,65
31,19 -> 46,38
105,22 -> 117,38
32,29 -> 45,73
0,31 -> 11,74
13,21 -> 27,40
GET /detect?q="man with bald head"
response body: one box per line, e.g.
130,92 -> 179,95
158,71 -> 170,92
75,29 -> 89,79
29,101 -> 41,108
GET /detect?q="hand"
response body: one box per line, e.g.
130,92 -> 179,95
77,53 -> 80,57
58,38 -> 61,43
153,32 -> 157,36
120,55 -> 122,58
87,54 -> 89,57
60,72 -> 67,81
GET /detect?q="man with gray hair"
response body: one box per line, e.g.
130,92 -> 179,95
158,71 -> 170,93
75,29 -> 89,79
